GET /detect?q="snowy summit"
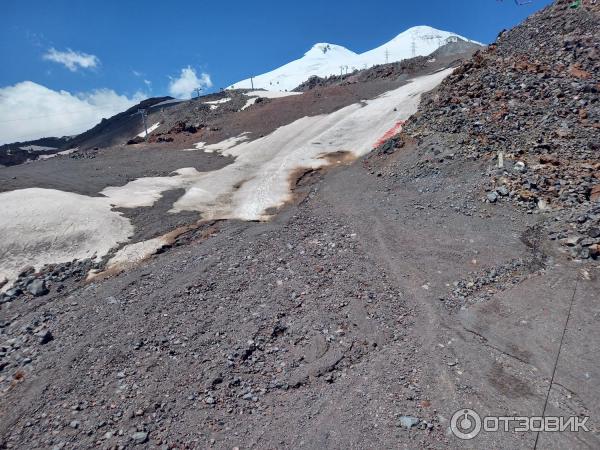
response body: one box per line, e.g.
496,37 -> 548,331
228,26 -> 480,91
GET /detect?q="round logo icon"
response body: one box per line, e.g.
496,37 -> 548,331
450,408 -> 482,440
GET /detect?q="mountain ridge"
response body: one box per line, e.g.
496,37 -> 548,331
228,25 -> 482,91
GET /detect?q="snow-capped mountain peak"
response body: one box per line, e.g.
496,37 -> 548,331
305,43 -> 357,57
359,25 -> 474,68
227,26 -> 481,92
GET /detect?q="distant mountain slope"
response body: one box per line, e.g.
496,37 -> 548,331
0,97 -> 178,166
228,26 -> 482,91
63,97 -> 173,151
0,137 -> 72,167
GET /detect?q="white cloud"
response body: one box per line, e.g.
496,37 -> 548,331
168,66 -> 212,99
0,81 -> 144,144
43,48 -> 100,72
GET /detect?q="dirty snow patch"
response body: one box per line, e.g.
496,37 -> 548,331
244,91 -> 302,99
38,148 -> 78,160
204,98 -> 231,110
0,188 -> 133,289
150,98 -> 185,108
137,121 -> 161,138
104,69 -> 452,221
241,90 -> 302,110
0,69 -> 452,285
100,168 -> 201,208
204,98 -> 231,106
192,133 -> 251,153
103,236 -> 169,273
19,145 -> 57,152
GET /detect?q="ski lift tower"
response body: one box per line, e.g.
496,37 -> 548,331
133,108 -> 148,141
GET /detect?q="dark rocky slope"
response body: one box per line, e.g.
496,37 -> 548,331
382,0 -> 599,260
0,137 -> 72,167
1,2 -> 599,449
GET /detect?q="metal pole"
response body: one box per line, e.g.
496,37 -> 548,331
137,109 -> 148,140
142,110 -> 148,140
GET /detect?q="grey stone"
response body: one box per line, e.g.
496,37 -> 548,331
27,279 -> 48,297
37,330 -> 54,345
131,431 -> 148,444
399,416 -> 420,429
563,235 -> 582,246
497,186 -> 510,196
580,238 -> 595,247
487,192 -> 498,203
513,161 -> 526,173
5,287 -> 22,298
588,227 -> 600,238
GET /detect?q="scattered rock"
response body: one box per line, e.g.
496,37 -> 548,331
563,235 -> 582,246
36,330 -> 54,345
588,228 -> 600,239
487,192 -> 498,203
497,186 -> 510,197
399,416 -> 420,429
26,279 -> 48,297
131,431 -> 148,444
513,161 -> 526,173
126,136 -> 145,145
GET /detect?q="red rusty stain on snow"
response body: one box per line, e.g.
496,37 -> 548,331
373,120 -> 405,148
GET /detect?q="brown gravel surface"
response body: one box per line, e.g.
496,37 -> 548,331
2,144 -> 597,448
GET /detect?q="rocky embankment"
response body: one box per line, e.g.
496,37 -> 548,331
389,0 -> 600,260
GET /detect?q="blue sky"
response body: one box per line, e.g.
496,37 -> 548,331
0,0 -> 552,143
2,0 -> 553,95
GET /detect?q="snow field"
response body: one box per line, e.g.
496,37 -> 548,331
0,69 -> 453,286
